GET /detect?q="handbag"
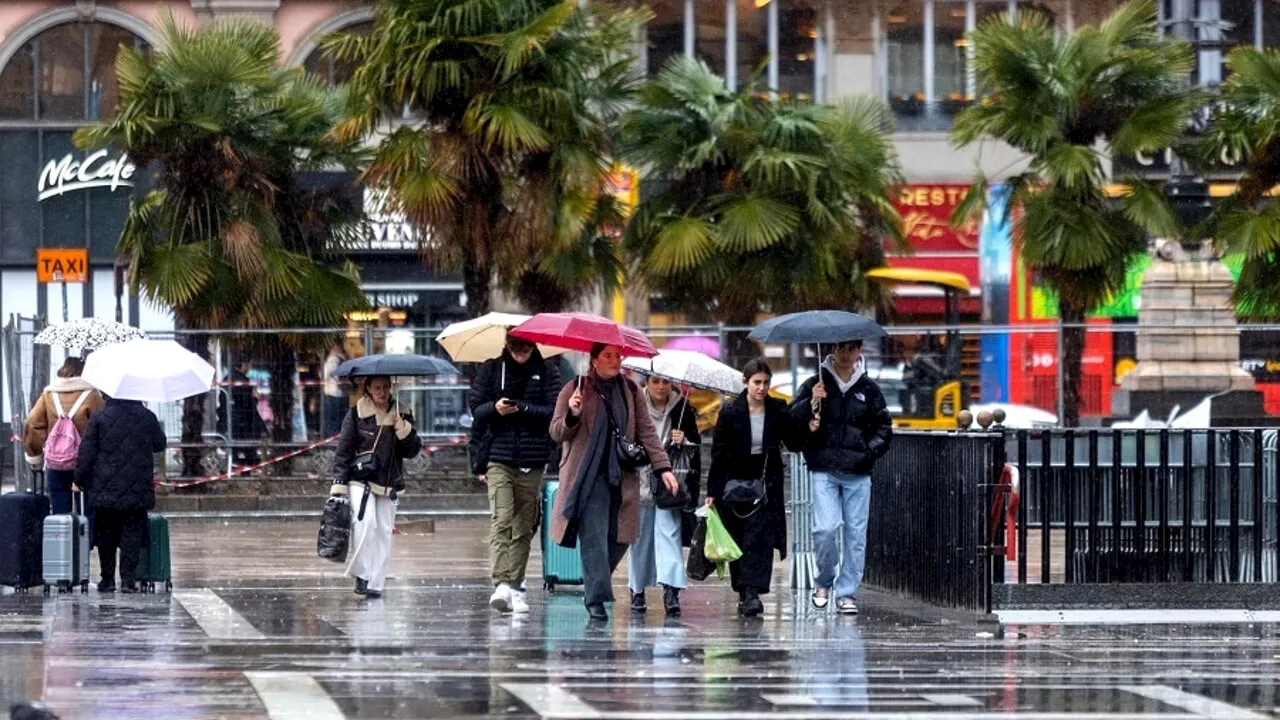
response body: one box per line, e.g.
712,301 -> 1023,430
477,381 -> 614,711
653,443 -> 692,509
603,398 -> 650,471
349,423 -> 386,482
316,496 -> 352,563
723,454 -> 768,517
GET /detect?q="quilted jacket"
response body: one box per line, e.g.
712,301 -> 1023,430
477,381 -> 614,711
75,397 -> 166,511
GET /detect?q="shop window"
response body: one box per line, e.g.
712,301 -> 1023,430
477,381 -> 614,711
697,0 -> 729,78
303,21 -> 372,86
736,0 -> 768,88
886,3 -> 926,123
646,0 -> 685,75
0,21 -> 147,122
777,1 -> 817,100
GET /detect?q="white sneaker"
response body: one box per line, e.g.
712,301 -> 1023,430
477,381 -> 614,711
510,590 -> 529,614
489,583 -> 512,613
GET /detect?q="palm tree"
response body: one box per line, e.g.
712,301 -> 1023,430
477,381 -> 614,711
324,0 -> 644,316
950,0 -> 1199,426
1196,48 -> 1280,319
76,15 -> 368,475
617,56 -> 903,365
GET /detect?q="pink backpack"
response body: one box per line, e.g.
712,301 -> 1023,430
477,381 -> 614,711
45,391 -> 90,471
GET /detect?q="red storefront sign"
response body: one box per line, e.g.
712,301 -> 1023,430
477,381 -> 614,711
884,184 -> 983,316
891,184 -> 980,253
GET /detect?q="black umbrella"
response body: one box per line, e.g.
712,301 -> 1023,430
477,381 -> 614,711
748,310 -> 885,345
335,354 -> 460,378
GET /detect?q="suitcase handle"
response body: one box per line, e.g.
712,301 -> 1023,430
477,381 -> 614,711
72,491 -> 83,517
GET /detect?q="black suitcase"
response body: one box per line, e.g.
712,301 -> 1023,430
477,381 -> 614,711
0,491 -> 51,590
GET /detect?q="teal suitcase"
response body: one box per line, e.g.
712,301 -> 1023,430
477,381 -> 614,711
136,514 -> 172,593
541,479 -> 583,592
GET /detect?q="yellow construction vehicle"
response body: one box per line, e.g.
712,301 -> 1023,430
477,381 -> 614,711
865,267 -> 970,430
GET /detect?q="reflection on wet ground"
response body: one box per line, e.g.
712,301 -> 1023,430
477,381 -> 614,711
2,519 -> 1280,718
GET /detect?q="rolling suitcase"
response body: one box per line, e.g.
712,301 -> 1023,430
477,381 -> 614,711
136,513 -> 172,593
42,492 -> 90,594
0,491 -> 50,591
540,479 -> 583,592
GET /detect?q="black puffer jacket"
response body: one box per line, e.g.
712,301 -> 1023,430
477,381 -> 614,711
790,360 -> 894,476
330,397 -> 423,497
75,397 -> 166,511
468,349 -> 560,471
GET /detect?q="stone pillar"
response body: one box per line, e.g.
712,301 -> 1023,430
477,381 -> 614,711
188,0 -> 281,24
1111,247 -> 1263,423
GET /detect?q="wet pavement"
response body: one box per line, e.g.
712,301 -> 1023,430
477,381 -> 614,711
3,518 -> 1280,719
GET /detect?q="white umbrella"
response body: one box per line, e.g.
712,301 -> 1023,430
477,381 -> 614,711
437,312 -> 566,363
34,318 -> 147,351
82,339 -> 215,402
623,349 -> 744,395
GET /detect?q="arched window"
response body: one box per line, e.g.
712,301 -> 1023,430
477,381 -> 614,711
303,21 -> 372,86
0,21 -> 148,122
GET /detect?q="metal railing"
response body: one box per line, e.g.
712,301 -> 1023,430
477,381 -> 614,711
789,431 -> 1007,613
1006,428 -> 1280,584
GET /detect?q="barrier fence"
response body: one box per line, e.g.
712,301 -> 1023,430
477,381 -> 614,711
1006,428 -> 1280,585
788,431 -> 1007,613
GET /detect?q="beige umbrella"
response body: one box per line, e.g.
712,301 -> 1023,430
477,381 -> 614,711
438,312 -> 567,363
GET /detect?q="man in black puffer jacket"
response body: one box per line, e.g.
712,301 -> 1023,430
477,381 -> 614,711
468,335 -> 560,614
790,339 -> 893,616
75,395 -> 166,593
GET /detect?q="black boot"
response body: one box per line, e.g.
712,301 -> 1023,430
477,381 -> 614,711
587,603 -> 608,622
354,578 -> 368,596
740,588 -> 763,617
631,591 -> 647,613
662,584 -> 681,616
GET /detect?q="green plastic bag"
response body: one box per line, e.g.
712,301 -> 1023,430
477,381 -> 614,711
703,506 -> 743,573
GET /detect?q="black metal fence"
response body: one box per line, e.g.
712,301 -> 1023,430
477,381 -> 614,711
863,430 -> 1006,612
1006,428 -> 1280,585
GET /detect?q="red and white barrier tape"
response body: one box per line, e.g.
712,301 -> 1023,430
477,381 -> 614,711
155,434 -> 468,489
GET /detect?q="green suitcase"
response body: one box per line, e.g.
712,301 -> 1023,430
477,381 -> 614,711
136,513 -> 172,593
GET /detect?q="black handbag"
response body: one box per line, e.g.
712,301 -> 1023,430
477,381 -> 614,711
316,496 -> 352,563
349,424 -> 385,482
686,516 -> 714,581
603,399 -> 650,471
654,443 -> 692,509
723,455 -> 767,517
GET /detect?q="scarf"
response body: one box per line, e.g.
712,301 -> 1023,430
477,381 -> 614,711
639,389 -> 679,506
562,373 -> 630,525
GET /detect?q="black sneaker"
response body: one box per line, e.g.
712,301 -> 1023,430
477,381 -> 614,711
740,588 -> 763,617
354,578 -> 368,596
630,591 -> 647,613
586,603 -> 608,622
97,581 -> 116,593
120,583 -> 140,594
363,588 -> 382,599
662,584 -> 681,616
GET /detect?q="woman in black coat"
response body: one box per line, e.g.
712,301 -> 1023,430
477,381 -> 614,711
706,358 -> 797,617
330,376 -> 422,599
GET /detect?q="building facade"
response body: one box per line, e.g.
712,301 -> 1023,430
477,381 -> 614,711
0,0 -> 466,335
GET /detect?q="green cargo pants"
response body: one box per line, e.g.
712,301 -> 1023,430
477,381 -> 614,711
486,462 -> 542,587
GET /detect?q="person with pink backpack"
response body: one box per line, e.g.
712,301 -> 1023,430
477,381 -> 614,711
22,357 -> 105,514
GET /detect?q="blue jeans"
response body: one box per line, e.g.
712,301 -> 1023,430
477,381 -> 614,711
45,468 -> 75,515
812,471 -> 871,600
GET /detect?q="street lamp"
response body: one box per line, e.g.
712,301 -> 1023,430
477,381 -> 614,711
1164,175 -> 1214,251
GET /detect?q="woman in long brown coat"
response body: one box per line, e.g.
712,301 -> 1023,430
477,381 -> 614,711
550,343 -> 678,622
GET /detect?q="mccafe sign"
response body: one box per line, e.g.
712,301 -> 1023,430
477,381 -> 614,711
37,150 -> 137,201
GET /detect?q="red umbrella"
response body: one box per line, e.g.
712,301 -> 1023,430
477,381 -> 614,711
509,312 -> 658,358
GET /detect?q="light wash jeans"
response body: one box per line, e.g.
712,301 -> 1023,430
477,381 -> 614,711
628,503 -> 687,592
812,471 -> 872,600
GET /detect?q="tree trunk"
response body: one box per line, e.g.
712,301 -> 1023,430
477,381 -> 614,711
267,338 -> 296,476
177,331 -> 209,479
1060,301 -> 1086,428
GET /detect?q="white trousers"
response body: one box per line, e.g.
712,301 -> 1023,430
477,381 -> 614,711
628,504 -> 687,592
344,484 -> 396,592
